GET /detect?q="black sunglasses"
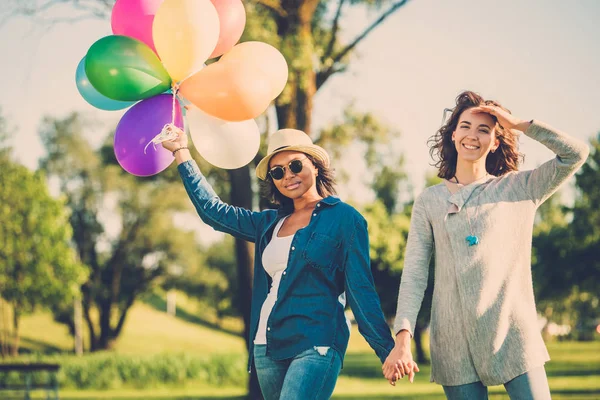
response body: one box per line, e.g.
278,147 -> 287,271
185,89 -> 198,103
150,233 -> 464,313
268,158 -> 307,180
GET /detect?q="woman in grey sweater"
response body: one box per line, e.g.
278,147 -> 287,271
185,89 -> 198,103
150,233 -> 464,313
382,91 -> 589,399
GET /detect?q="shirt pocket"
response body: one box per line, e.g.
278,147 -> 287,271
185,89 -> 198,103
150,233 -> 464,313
302,232 -> 342,270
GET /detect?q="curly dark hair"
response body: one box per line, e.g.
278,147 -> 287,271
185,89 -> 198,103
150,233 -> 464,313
428,90 -> 524,180
259,154 -> 337,207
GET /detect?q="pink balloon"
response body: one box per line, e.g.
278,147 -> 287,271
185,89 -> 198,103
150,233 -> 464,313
111,0 -> 164,54
208,0 -> 246,59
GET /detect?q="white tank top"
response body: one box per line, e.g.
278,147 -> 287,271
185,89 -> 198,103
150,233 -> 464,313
254,217 -> 293,344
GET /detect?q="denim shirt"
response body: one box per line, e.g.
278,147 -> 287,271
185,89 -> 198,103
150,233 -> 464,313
178,160 -> 394,372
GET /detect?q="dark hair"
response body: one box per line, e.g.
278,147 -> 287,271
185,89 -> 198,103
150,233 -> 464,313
259,154 -> 337,207
428,90 -> 524,180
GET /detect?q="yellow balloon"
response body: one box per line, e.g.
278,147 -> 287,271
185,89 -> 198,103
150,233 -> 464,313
221,41 -> 288,99
153,0 -> 220,82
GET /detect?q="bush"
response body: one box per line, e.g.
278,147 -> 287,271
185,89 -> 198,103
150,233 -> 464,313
0,352 -> 245,390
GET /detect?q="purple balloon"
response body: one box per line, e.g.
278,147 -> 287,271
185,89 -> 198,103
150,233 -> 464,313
114,94 -> 182,176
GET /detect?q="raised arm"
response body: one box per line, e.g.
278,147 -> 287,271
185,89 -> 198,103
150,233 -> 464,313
165,135 -> 262,242
471,105 -> 589,207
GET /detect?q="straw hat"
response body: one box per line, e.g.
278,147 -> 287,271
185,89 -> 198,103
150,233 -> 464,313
256,129 -> 330,180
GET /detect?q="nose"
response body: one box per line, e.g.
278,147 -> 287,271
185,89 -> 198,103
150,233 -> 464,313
466,128 -> 479,139
283,166 -> 296,180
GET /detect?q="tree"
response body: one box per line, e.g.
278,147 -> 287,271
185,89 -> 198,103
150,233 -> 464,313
38,113 -> 205,351
532,135 -> 599,340
0,116 -> 85,355
164,236 -> 239,327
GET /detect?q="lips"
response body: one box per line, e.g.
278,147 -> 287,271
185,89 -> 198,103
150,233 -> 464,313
285,181 -> 301,190
462,143 -> 480,150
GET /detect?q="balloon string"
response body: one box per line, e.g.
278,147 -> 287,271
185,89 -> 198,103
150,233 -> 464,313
143,82 -> 185,154
143,68 -> 202,155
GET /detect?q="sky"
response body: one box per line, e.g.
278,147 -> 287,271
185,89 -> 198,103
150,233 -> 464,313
0,0 -> 598,241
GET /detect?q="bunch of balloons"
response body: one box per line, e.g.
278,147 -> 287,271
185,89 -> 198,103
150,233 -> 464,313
76,0 -> 288,176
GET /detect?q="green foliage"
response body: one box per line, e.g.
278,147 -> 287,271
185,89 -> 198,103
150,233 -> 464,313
532,134 -> 599,339
360,200 -> 410,319
165,236 -> 239,321
0,107 -> 10,158
0,352 -> 245,390
0,156 -> 85,318
38,113 -> 208,350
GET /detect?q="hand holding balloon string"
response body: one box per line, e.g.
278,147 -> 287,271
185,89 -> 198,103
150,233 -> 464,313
143,82 -> 185,154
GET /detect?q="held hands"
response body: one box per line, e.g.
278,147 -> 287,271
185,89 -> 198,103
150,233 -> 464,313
471,105 -> 531,134
382,331 -> 420,386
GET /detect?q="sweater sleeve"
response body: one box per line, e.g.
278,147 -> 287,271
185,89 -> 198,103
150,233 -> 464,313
516,121 -> 589,207
393,193 -> 434,337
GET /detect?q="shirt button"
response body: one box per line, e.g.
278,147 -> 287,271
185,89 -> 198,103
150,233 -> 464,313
291,246 -> 295,250
267,327 -> 271,331
313,213 -> 316,216
283,271 -> 287,275
317,204 -> 321,207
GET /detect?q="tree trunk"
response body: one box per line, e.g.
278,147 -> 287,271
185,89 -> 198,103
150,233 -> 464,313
96,298 -> 115,351
275,1 -> 318,134
74,296 -> 83,355
0,298 -> 7,358
228,166 -> 262,399
10,303 -> 19,357
413,324 -> 427,364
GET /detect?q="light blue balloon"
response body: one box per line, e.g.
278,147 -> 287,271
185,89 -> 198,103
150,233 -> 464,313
75,57 -> 135,111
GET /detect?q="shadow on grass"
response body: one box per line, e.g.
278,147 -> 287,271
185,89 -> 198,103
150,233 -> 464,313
546,363 -> 600,378
18,336 -> 64,354
340,353 -> 432,380
141,292 -> 241,337
340,353 -> 385,379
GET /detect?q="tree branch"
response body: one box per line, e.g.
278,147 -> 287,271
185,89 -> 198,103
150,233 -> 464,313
254,0 -> 287,17
318,0 -> 411,89
323,0 -> 346,62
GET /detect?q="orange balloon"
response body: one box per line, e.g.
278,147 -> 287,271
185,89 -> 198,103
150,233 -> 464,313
221,41 -> 288,99
179,60 -> 272,122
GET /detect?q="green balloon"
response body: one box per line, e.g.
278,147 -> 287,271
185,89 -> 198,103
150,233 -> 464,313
85,35 -> 172,101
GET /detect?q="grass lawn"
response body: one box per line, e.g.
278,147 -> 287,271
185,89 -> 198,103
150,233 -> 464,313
15,294 -> 600,399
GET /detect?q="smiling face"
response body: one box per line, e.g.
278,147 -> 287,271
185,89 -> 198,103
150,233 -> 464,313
452,108 -> 500,164
268,150 -> 319,200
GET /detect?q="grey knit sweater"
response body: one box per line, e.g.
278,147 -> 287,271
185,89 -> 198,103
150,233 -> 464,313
393,121 -> 589,386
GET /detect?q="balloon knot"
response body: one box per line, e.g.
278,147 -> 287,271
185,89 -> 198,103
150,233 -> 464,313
143,123 -> 184,154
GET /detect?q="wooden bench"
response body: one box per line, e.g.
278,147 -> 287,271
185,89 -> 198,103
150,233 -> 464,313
0,363 -> 60,400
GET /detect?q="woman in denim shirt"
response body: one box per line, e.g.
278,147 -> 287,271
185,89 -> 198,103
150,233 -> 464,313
163,128 -> 394,399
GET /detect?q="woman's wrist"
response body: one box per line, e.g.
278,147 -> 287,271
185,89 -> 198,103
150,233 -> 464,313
514,119 -> 532,132
174,148 -> 192,165
395,329 -> 412,346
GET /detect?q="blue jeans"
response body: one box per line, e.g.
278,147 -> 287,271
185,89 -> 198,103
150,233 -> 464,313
442,366 -> 551,400
253,344 -> 342,400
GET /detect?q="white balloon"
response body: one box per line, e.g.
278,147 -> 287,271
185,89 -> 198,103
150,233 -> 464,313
187,106 -> 261,169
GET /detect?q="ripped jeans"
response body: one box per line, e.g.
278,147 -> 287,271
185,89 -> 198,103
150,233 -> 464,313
253,344 -> 342,400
